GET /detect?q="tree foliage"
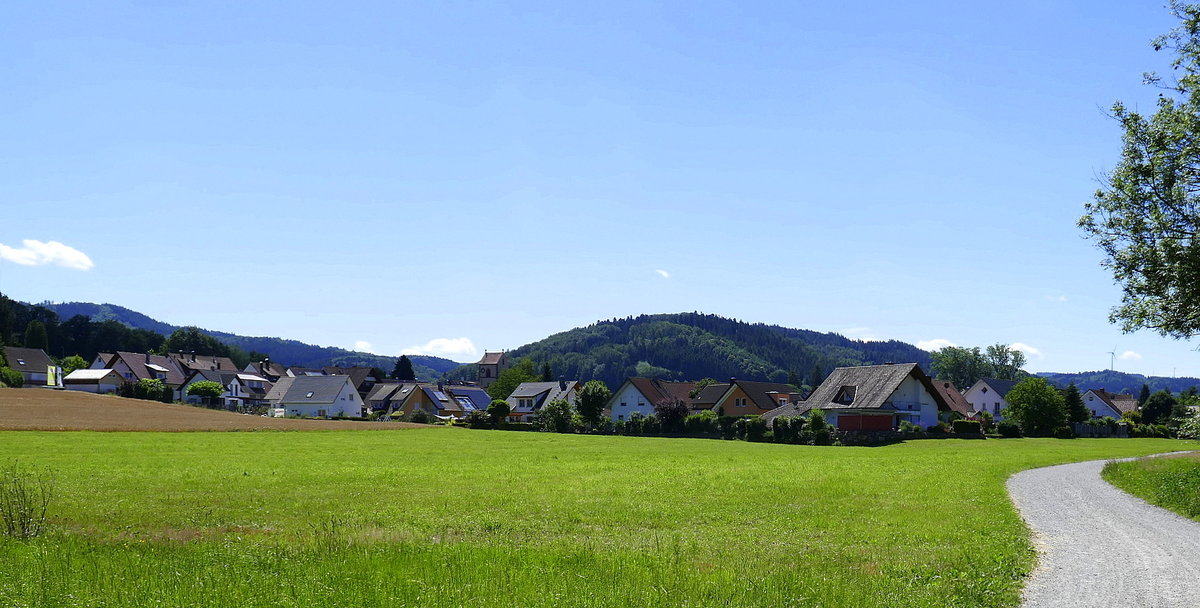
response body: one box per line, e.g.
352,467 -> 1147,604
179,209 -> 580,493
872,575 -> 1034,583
536,399 -> 574,433
1063,383 -> 1090,423
653,396 -> 690,434
1142,389 -> 1178,424
186,381 -> 226,402
22,321 -> 48,351
486,399 -> 511,425
576,380 -> 612,427
486,358 -> 540,401
1002,377 -> 1067,437
392,355 -> 416,381
930,344 -> 1026,389
1080,2 -> 1200,338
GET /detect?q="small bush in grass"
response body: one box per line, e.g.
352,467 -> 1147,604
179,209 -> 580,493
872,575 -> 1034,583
952,419 -> 982,434
0,462 -> 53,539
997,422 -> 1022,438
926,422 -> 949,434
1053,426 -> 1076,439
804,410 -> 832,446
463,410 -> 491,429
771,416 -> 804,444
0,368 -> 23,388
685,410 -> 719,437
408,409 -> 432,424
898,420 -> 920,434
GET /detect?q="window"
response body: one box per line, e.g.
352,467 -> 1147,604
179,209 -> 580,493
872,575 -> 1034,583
15,359 -> 25,365
306,391 -> 315,398
993,404 -> 1000,415
638,402 -> 645,408
318,409 -> 327,417
620,402 -> 627,407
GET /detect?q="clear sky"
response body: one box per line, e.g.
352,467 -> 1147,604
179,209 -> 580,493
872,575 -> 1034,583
2,1 -> 1196,376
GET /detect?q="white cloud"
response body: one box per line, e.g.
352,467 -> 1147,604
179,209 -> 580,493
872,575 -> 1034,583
916,338 -> 957,351
655,269 -> 670,279
1010,342 -> 1043,359
1119,350 -> 1142,361
353,340 -> 376,354
0,239 -> 94,270
1045,295 -> 1068,303
401,337 -> 479,360
841,327 -> 877,340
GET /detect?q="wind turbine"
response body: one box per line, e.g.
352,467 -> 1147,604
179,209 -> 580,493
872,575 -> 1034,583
1107,345 -> 1117,371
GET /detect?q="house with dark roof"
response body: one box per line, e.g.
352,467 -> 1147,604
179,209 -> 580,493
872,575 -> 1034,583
962,378 -> 1019,421
169,352 -> 238,375
762,363 -> 951,430
243,360 -> 287,382
505,380 -> 581,422
709,378 -> 804,416
605,378 -> 698,422
3,346 -> 55,386
264,375 -> 363,418
382,383 -> 490,419
180,369 -> 273,410
689,382 -> 731,412
476,352 -> 509,388
90,351 -> 187,396
321,366 -> 378,397
1082,388 -> 1138,418
929,379 -> 973,418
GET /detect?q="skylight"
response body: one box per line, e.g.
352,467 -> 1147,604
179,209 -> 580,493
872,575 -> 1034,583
432,391 -> 449,401
306,391 -> 315,398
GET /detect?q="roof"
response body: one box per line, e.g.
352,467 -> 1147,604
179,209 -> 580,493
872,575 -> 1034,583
105,352 -> 187,386
244,361 -> 288,379
478,352 -> 506,365
63,368 -> 124,382
690,383 -> 731,408
626,378 -> 697,404
183,369 -> 239,385
3,347 -> 54,374
170,353 -> 238,373
447,386 -> 492,410
1086,389 -> 1139,415
365,382 -> 402,402
421,386 -> 463,413
974,378 -> 1019,398
763,363 -> 948,422
930,379 -> 973,416
506,381 -> 579,412
322,366 -> 374,390
726,380 -> 802,411
265,375 -> 356,405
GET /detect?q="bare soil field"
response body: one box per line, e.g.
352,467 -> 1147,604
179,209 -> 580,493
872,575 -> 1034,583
0,388 -> 424,431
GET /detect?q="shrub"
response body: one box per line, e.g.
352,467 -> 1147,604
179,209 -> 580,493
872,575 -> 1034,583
1178,414 -> 1200,440
898,420 -> 920,434
408,409 -> 432,424
497,421 -> 536,432
1053,426 -> 1076,439
0,462 -> 53,539
997,422 -> 1022,438
927,422 -> 949,434
486,400 -> 511,426
804,410 -> 832,445
653,397 -> 690,434
684,410 -> 719,437
736,417 -> 768,442
0,368 -> 23,388
771,416 -> 805,444
536,399 -> 575,433
463,410 -> 491,429
952,419 -> 982,434
1121,410 -> 1143,424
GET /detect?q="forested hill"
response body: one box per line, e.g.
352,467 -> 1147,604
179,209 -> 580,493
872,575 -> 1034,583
1037,370 -> 1200,395
476,313 -> 932,390
23,300 -> 461,378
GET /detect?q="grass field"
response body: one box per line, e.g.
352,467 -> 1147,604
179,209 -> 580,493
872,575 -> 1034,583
1102,452 -> 1200,522
0,429 -> 1192,607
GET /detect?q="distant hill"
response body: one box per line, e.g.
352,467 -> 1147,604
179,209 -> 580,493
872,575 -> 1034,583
39,301 -> 462,379
1037,370 -> 1200,395
453,312 -> 933,389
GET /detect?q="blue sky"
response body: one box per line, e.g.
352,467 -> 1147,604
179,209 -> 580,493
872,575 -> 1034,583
2,1 -> 1196,376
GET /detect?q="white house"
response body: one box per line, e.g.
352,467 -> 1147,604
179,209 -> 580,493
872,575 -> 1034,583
605,378 -> 697,422
1081,389 -> 1138,419
63,368 -> 124,394
962,378 -> 1019,421
505,380 -> 580,422
264,375 -> 363,418
762,363 -> 949,430
180,369 -> 273,410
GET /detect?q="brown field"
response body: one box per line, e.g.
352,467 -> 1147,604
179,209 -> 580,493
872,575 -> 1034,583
0,388 -> 426,431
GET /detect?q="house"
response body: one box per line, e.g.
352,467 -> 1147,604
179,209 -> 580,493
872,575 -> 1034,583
321,366 -> 378,397
243,359 -> 287,382
264,375 -> 364,418
505,380 -> 581,422
365,382 -> 411,413
929,379 -> 974,419
386,383 -> 487,419
63,368 -> 124,394
962,378 -> 1019,421
3,346 -> 56,386
1082,389 -> 1139,419
90,351 -> 188,397
605,378 -> 697,422
179,369 -> 273,410
709,378 -> 804,416
688,382 -> 731,412
169,352 -> 238,375
476,351 -> 509,388
762,363 -> 950,430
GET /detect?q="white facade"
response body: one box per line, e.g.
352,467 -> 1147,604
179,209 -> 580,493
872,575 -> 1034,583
886,375 -> 941,427
1081,390 -> 1123,419
63,369 -> 123,394
607,381 -> 654,422
273,378 -> 363,418
963,381 -> 1009,421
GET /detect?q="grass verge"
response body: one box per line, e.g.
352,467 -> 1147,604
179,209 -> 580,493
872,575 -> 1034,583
1102,452 -> 1200,521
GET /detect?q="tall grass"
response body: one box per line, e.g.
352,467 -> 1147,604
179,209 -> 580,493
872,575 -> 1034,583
0,430 -> 1190,607
1102,453 -> 1200,520
0,462 -> 53,539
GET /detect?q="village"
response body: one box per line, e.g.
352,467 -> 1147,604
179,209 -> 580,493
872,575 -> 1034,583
1,345 -> 1162,435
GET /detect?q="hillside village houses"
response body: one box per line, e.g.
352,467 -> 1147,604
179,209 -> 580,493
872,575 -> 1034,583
3,343 -> 1187,429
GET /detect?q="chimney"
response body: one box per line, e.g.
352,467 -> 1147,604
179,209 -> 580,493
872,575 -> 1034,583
437,382 -> 443,392
145,352 -> 150,364
559,376 -> 566,391
215,357 -> 220,370
729,377 -> 736,384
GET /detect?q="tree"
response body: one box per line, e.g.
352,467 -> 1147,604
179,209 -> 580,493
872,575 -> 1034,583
486,399 -> 511,425
540,362 -> 553,382
368,367 -> 388,383
576,380 -> 612,427
58,355 -> 87,375
163,327 -> 228,357
653,396 -> 690,434
689,378 -> 717,399
187,381 -> 226,405
1079,2 -> 1200,338
536,399 -> 574,433
1063,383 -> 1090,424
1138,383 -> 1152,408
807,364 -> 825,391
393,355 -> 416,382
23,321 -> 48,351
487,358 -> 539,401
930,346 -> 992,389
1142,389 -> 1178,424
1002,377 -> 1067,437
984,343 -> 1027,380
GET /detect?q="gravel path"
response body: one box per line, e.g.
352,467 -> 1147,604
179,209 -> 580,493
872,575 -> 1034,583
1007,454 -> 1200,608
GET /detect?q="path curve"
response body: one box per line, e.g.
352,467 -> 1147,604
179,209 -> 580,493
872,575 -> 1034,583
1008,453 -> 1200,608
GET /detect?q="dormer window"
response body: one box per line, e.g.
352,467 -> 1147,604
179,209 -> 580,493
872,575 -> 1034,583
834,385 -> 856,405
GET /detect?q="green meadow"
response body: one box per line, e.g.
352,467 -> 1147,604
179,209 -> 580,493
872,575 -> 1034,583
1103,452 -> 1200,522
0,430 -> 1190,607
